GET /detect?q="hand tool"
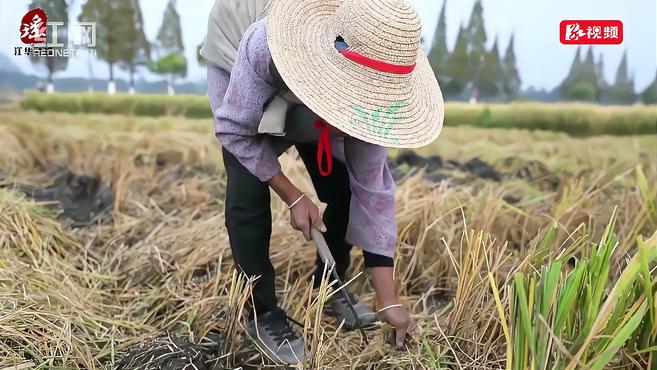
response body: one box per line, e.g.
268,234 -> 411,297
311,227 -> 370,345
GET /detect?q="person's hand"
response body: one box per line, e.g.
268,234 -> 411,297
379,305 -> 413,348
289,194 -> 326,240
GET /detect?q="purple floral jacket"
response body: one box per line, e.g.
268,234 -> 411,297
208,18 -> 397,257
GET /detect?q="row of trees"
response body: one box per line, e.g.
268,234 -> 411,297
28,0 -> 69,93
28,0 -> 657,103
426,0 -> 657,104
427,0 -> 520,101
559,47 -> 657,104
29,0 -> 186,95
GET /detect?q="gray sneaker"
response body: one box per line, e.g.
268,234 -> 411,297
245,309 -> 306,365
326,291 -> 377,330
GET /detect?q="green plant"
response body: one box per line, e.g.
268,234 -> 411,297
507,213 -> 657,369
20,93 -> 657,136
570,82 -> 596,102
150,53 -> 187,77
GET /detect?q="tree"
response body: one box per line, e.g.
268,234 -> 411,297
582,47 -> 599,85
28,0 -> 69,93
427,0 -> 448,80
502,34 -> 521,97
604,51 -> 637,104
596,53 -> 606,89
558,46 -> 599,101
477,36 -> 505,98
79,0 -> 133,94
150,53 -> 186,79
152,0 -> 186,95
443,24 -> 470,98
641,71 -> 657,104
565,47 -> 583,81
118,0 -> 151,95
595,53 -> 610,103
466,0 -> 487,92
558,47 -> 582,99
614,52 -> 629,84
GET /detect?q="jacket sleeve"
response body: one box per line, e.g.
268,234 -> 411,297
342,138 -> 398,258
213,20 -> 282,182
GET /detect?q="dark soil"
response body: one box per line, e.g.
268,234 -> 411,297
464,158 -> 502,181
114,332 -> 270,370
388,151 -> 559,190
115,334 -> 212,370
18,170 -> 113,226
389,151 -> 504,183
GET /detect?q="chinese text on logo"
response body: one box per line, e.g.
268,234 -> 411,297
560,20 -> 623,45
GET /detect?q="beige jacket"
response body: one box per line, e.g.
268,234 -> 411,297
200,0 -> 270,73
201,0 -> 301,136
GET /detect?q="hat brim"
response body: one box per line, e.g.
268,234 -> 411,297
266,0 -> 444,148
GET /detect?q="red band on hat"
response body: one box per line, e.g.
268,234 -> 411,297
338,49 -> 416,75
313,119 -> 333,177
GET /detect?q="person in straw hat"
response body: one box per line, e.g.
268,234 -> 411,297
202,0 -> 444,364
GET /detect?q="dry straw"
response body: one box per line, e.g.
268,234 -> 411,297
0,110 -> 655,369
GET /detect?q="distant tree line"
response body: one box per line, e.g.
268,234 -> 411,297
28,0 -> 187,95
558,47 -> 657,104
427,0 -> 520,102
27,0 -> 69,93
427,0 -> 657,104
24,0 -> 657,103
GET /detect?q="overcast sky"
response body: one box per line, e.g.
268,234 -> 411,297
1,0 -> 655,91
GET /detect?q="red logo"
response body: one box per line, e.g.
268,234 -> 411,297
560,20 -> 623,45
20,8 -> 48,44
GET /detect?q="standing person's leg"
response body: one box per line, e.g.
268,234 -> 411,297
209,63 -> 277,315
295,143 -> 353,283
209,65 -> 303,365
222,147 -> 277,315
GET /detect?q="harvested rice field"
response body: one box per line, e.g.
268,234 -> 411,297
0,109 -> 655,369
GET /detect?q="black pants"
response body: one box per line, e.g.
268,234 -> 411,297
223,144 -> 352,314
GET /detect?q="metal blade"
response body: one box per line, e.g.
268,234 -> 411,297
311,228 -> 369,345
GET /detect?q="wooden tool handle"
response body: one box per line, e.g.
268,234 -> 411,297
311,227 -> 336,266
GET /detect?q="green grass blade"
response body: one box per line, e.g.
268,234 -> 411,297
565,232 -> 657,370
540,262 -> 562,318
638,235 -> 656,344
587,300 -> 649,370
554,260 -> 586,336
514,273 -> 536,363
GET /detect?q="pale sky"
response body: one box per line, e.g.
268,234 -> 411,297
1,0 -> 655,91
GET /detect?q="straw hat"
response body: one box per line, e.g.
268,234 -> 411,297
266,0 -> 444,148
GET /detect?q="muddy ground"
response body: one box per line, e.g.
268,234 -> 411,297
5,152 -> 558,228
2,151 -> 562,370
0,149 -> 556,369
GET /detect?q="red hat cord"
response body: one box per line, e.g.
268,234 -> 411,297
313,119 -> 333,176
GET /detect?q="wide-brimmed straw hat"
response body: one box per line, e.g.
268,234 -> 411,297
266,0 -> 444,148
